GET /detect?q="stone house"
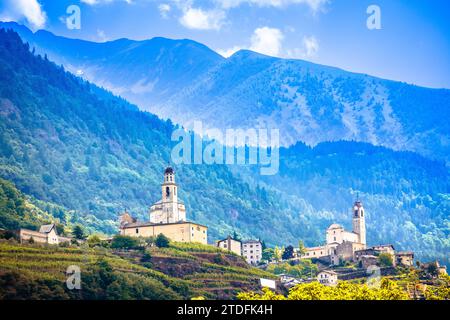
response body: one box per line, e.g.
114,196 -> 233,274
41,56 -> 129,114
216,235 -> 242,256
19,224 -> 71,245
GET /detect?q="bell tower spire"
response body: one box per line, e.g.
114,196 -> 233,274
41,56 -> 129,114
352,199 -> 366,246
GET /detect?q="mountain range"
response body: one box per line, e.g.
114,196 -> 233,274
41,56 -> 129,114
1,21 -> 449,163
0,25 -> 448,266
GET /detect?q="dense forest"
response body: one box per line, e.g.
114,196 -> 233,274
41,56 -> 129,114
0,28 -> 448,266
0,28 -> 306,242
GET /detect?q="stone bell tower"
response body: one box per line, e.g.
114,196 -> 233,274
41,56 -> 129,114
149,166 -> 186,223
162,166 -> 178,218
352,199 -> 366,246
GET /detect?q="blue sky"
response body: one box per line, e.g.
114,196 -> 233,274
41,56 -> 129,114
1,0 -> 449,88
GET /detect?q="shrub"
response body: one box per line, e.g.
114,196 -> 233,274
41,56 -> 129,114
111,235 -> 139,249
378,253 -> 393,267
155,234 -> 170,248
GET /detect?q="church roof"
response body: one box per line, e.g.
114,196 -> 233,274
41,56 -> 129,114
164,166 -> 174,174
151,199 -> 184,206
327,223 -> 343,230
121,220 -> 207,229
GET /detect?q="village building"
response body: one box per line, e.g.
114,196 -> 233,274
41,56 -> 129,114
19,224 -> 72,245
395,251 -> 415,267
359,255 -> 379,269
216,235 -> 242,256
317,270 -> 338,286
242,240 -> 262,265
300,200 -> 367,265
119,167 -> 207,245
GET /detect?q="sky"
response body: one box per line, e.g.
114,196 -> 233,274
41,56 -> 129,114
0,0 -> 449,89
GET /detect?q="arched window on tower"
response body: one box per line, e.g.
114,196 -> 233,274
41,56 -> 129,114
166,186 -> 170,197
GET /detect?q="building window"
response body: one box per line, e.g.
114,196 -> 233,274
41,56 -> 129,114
136,229 -> 139,234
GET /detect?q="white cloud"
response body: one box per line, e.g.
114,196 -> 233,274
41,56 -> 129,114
250,27 -> 284,56
179,7 -> 225,30
217,26 -> 283,57
216,0 -> 329,13
302,35 -> 319,57
158,3 -> 171,19
0,0 -> 47,29
217,45 -> 244,57
218,27 -> 319,60
96,29 -> 109,42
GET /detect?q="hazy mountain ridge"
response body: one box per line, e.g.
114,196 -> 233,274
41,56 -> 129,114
2,22 -> 448,163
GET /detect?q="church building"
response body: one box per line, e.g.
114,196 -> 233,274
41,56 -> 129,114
119,167 -> 207,244
300,200 -> 367,265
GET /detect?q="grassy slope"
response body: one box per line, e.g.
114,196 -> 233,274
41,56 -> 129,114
0,241 -> 276,300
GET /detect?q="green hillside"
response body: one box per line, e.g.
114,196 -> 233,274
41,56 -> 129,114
0,177 -> 52,230
0,241 -> 276,300
0,28 -> 302,242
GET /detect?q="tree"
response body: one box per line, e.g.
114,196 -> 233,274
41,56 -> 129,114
111,235 -> 139,249
87,235 -> 101,247
55,223 -> 65,236
274,246 -> 282,262
72,225 -> 86,240
427,262 -> 439,278
262,248 -> 275,262
155,233 -> 170,248
238,278 -> 409,300
378,253 -> 393,267
260,239 -> 267,250
232,230 -> 240,241
297,240 -> 306,256
282,245 -> 295,260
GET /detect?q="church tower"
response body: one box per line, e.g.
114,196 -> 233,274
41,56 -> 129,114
352,200 -> 366,246
162,166 -> 178,221
149,166 -> 186,223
